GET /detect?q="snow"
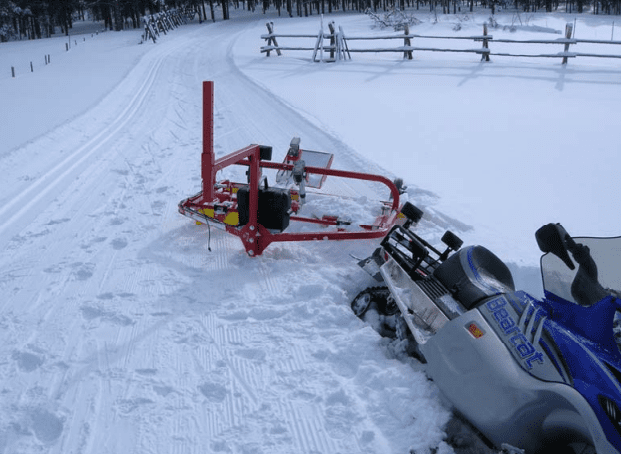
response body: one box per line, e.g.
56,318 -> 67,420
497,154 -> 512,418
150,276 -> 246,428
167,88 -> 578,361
0,8 -> 619,453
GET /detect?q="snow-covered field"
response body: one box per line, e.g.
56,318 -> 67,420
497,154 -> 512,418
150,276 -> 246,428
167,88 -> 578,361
0,7 -> 619,454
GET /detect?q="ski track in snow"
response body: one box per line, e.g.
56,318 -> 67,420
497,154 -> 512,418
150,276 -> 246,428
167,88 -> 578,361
0,17 -> 453,454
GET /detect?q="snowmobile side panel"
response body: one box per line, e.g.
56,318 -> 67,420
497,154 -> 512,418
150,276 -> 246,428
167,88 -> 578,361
421,310 -> 615,454
380,258 -> 451,343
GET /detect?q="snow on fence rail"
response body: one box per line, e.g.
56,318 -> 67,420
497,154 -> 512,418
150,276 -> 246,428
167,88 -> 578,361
261,22 -> 621,65
142,9 -> 189,43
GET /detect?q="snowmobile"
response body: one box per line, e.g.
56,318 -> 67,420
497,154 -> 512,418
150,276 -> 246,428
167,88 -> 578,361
352,203 -> 621,454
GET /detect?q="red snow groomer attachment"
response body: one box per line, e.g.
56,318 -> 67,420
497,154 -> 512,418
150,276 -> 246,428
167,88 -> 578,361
178,81 -> 403,256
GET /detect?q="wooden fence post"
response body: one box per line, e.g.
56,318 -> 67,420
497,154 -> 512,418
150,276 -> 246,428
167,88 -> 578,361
404,24 -> 413,60
339,25 -> 351,60
265,22 -> 281,56
562,23 -> 573,65
11,67 -> 15,78
328,21 -> 336,61
481,23 -> 490,62
30,61 -> 33,72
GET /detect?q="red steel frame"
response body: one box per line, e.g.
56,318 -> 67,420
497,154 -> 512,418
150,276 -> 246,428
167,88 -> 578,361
178,81 -> 402,256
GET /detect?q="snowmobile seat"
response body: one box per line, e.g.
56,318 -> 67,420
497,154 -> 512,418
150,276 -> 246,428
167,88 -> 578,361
433,245 -> 515,310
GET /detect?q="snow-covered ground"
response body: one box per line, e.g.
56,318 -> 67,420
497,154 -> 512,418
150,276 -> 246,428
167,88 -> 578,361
0,7 -> 619,454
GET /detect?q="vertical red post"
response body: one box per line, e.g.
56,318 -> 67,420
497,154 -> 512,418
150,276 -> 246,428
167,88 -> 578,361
201,81 -> 214,202
248,152 -> 260,229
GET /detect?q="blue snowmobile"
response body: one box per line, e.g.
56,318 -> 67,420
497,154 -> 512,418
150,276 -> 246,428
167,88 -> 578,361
352,202 -> 621,454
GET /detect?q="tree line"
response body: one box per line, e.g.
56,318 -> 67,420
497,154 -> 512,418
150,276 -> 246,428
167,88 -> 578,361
1,0 -> 620,42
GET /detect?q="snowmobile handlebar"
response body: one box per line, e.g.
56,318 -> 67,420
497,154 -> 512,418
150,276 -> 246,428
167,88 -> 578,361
536,223 -> 576,270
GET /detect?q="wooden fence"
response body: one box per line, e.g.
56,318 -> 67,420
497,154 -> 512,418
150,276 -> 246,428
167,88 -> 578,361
142,9 -> 189,43
261,21 -> 621,65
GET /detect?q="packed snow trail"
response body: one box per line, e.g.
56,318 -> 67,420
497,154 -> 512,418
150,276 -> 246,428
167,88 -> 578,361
0,16 -> 453,454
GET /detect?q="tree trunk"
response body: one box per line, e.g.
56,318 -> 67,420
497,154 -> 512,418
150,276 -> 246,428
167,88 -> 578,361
208,0 -> 216,21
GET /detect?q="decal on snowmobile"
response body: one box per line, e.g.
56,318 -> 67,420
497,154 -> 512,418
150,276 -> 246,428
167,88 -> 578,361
466,322 -> 485,339
480,296 -> 545,370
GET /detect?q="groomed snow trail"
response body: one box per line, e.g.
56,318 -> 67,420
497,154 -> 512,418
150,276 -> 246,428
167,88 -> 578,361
0,17 -> 451,454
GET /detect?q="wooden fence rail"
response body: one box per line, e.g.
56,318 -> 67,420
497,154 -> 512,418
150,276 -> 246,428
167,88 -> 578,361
261,22 -> 621,65
142,8 -> 189,43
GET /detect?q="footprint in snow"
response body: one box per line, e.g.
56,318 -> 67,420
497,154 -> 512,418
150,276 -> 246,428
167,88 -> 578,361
153,385 -> 173,397
81,236 -> 107,250
30,409 -> 64,443
198,382 -> 228,403
151,200 -> 165,214
12,351 -> 44,372
234,348 -> 266,362
96,292 -> 114,300
135,368 -> 157,376
45,218 -> 70,226
117,397 -> 154,414
111,238 -> 128,250
80,305 -> 134,326
71,262 -> 94,281
43,263 -> 63,274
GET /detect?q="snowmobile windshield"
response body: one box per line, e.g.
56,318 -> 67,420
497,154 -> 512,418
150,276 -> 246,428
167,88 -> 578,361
541,236 -> 621,307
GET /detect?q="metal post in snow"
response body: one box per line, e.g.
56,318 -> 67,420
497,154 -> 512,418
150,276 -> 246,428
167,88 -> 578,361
201,81 -> 215,203
11,67 -> 15,78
